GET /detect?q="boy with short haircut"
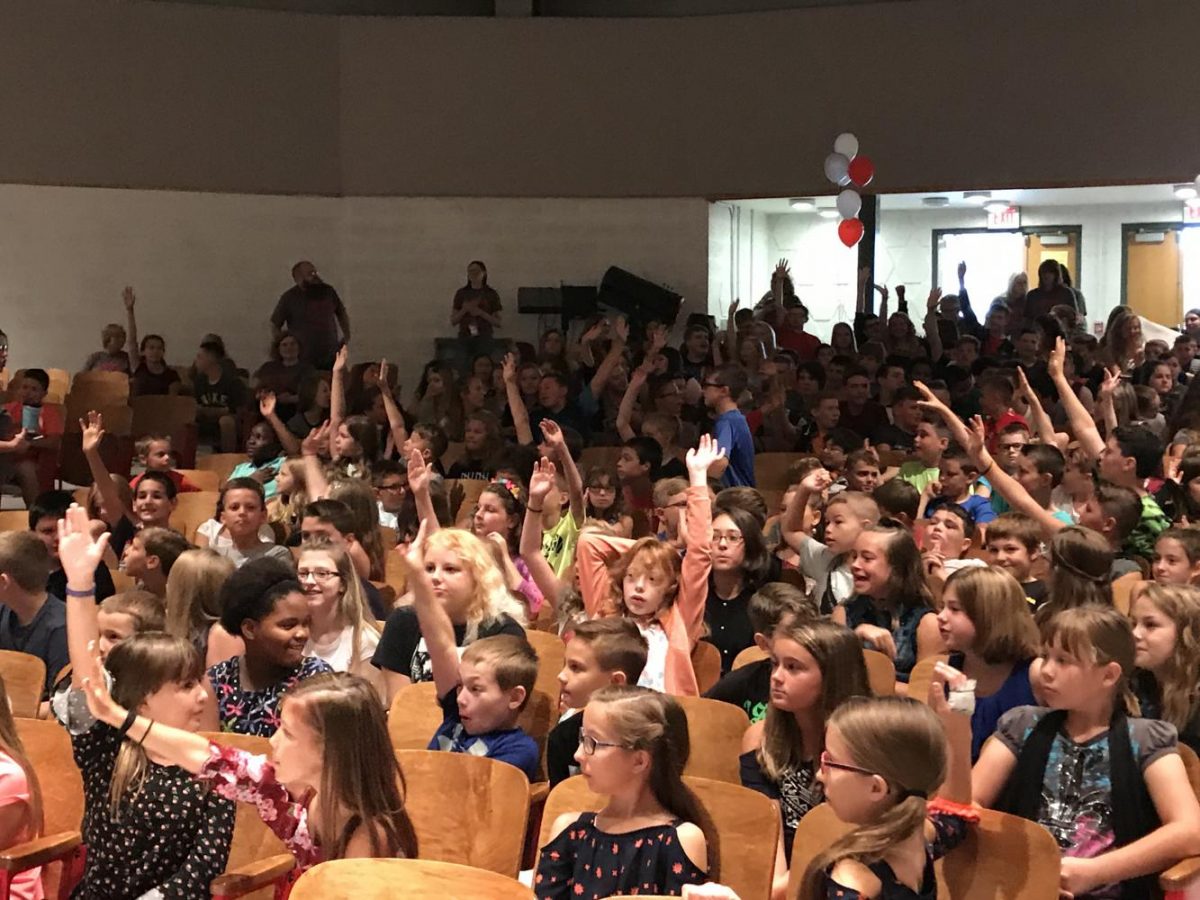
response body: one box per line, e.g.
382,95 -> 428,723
548,618 -> 649,785
415,556 -> 540,778
617,435 -> 661,513
894,417 -> 948,493
984,512 -> 1047,607
873,478 -> 920,529
799,391 -> 840,455
782,470 -> 880,614
535,420 -> 585,578
193,340 -> 247,452
816,428 -> 862,484
703,582 -> 815,724
29,490 -> 116,603
97,590 -> 167,651
129,434 -> 201,494
1080,482 -> 1145,577
921,504 -> 987,579
977,372 -> 1029,450
651,477 -> 690,546
872,385 -> 923,452
371,459 -> 407,529
919,444 -> 996,527
843,449 -> 881,495
3,368 -> 64,501
404,423 -> 449,477
0,532 -> 67,697
121,526 -> 191,596
207,478 -> 291,569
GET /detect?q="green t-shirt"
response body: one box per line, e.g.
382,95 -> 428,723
542,512 -> 581,579
1124,494 -> 1170,559
897,461 -> 939,494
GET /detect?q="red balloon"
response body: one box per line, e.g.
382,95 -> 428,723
848,155 -> 875,187
838,218 -> 864,247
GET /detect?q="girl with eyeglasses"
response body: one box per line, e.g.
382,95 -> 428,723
576,437 -> 720,695
699,500 -> 773,676
535,685 -> 718,899
297,538 -> 383,700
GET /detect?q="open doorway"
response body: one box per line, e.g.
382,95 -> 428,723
934,230 -> 1025,299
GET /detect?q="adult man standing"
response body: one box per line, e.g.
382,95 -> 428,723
270,260 -> 350,369
702,365 -> 754,487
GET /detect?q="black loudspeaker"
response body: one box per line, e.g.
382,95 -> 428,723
560,285 -> 599,328
596,267 -> 682,326
517,287 -> 562,314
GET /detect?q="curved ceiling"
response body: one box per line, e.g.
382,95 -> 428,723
155,0 -> 905,16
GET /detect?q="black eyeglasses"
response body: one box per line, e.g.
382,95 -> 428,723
819,751 -> 877,777
578,733 -> 627,755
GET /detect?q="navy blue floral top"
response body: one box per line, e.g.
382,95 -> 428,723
820,810 -> 972,899
535,812 -> 706,899
207,655 -> 333,737
842,595 -> 933,682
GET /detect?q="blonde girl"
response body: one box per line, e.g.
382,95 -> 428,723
801,692 -> 974,900
576,436 -> 720,695
0,676 -> 43,900
164,548 -> 241,667
536,685 -> 716,899
935,566 -> 1038,761
371,527 -> 527,703
739,620 -> 871,897
298,538 -> 383,699
1130,582 -> 1200,753
974,606 -> 1200,899
267,457 -> 309,540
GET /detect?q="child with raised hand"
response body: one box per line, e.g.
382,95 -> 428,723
122,286 -> 181,397
82,410 -> 178,559
547,617 -> 649,786
1130,582 -> 1200,753
53,505 -> 236,899
393,520 -> 540,779
232,392 -> 298,497
781,468 -> 880,615
739,620 -> 871,897
536,685 -> 716,899
1151,527 -> 1200,586
801,686 -> 976,900
974,605 -> 1200,899
935,566 -> 1038,762
575,435 -> 720,695
836,526 -> 943,687
534,418 -> 586,578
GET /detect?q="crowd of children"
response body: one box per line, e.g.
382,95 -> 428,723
1,259 -> 1200,897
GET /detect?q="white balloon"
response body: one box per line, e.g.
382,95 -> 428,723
833,132 -> 859,160
824,152 -> 850,186
836,188 -> 862,219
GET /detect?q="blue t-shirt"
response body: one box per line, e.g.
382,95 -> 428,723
430,687 -> 539,780
926,493 -> 997,526
713,409 -> 755,487
948,653 -> 1036,762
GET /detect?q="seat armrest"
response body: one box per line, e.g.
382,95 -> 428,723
210,853 -> 295,899
0,831 -> 82,872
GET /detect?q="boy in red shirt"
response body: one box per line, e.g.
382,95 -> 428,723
2,368 -> 63,500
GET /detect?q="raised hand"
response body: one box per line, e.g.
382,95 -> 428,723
912,380 -> 947,415
406,447 -> 432,495
927,287 -> 943,312
686,433 -> 726,478
774,258 -> 790,278
1098,365 -> 1120,401
300,420 -> 330,457
80,641 -> 124,726
58,505 -> 110,587
728,298 -> 741,318
1047,336 -> 1066,381
333,344 -> 348,373
501,352 -> 517,385
529,457 -> 557,506
965,415 -> 987,459
80,410 -> 105,455
957,261 -> 967,282
122,286 -> 136,310
612,316 -> 629,345
259,391 -> 277,419
378,359 -> 390,387
647,324 -> 669,354
580,320 -> 606,343
800,467 -> 833,495
393,518 -> 428,579
539,418 -> 565,454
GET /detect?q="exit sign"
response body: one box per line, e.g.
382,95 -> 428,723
987,206 -> 1021,230
1184,200 -> 1200,223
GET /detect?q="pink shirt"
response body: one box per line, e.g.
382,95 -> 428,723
0,754 -> 42,900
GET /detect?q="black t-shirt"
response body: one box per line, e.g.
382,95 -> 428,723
547,712 -> 584,787
446,458 -> 494,481
657,456 -> 687,480
703,578 -> 756,675
704,658 -> 771,723
132,363 -> 180,398
870,423 -> 916,452
48,562 -> 115,605
1023,578 -> 1048,609
195,370 -> 247,411
371,605 -> 525,681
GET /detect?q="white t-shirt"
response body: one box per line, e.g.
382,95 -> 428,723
306,623 -> 380,677
798,534 -> 854,611
636,622 -> 669,693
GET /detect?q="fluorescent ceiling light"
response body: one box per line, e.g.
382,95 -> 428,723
1174,183 -> 1198,200
922,196 -> 950,208
788,198 -> 816,211
818,208 -> 839,219
964,191 -> 992,204
984,199 -> 1012,213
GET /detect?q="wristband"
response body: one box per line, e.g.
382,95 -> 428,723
118,709 -> 138,736
137,719 -> 155,747
980,460 -> 994,477
527,506 -> 544,514
65,585 -> 96,598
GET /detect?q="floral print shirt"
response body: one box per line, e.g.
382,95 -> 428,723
207,655 -> 333,736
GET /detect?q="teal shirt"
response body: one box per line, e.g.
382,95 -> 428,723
228,456 -> 286,500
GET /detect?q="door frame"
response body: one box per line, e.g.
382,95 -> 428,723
931,225 -> 1084,292
1119,221 -> 1184,307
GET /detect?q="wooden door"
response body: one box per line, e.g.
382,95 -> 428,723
1126,228 -> 1182,326
1025,232 -> 1078,286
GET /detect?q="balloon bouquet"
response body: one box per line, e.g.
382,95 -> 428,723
823,133 -> 875,247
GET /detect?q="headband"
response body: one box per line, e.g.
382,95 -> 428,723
491,477 -> 522,502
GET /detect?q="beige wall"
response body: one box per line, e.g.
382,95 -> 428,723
3,0 -> 1198,197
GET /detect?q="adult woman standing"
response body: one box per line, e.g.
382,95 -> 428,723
451,261 -> 502,343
